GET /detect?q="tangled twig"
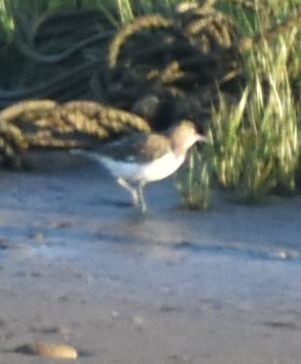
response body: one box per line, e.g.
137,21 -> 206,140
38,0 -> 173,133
0,99 -> 151,165
1,1 -> 301,168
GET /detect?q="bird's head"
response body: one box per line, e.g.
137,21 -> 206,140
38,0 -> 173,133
168,120 -> 207,156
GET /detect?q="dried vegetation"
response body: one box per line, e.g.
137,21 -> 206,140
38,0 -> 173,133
0,0 -> 300,207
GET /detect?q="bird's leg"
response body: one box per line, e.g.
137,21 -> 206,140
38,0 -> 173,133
136,183 -> 147,213
117,178 -> 139,206
117,178 -> 147,212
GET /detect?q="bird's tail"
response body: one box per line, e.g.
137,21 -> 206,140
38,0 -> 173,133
69,149 -> 103,162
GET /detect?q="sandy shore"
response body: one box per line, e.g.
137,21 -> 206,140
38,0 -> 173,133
0,151 -> 301,363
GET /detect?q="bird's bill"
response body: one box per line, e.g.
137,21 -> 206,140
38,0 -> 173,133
196,134 -> 208,143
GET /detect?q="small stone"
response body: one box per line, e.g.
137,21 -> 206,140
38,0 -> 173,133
132,315 -> 145,326
160,305 -> 179,313
52,221 -> 72,229
30,271 -> 43,278
168,353 -> 193,362
273,249 -> 298,260
31,341 -> 78,360
0,238 -> 12,250
29,232 -> 45,242
111,310 -> 121,319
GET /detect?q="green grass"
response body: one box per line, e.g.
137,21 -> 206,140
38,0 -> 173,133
210,69 -> 299,201
177,146 -> 212,210
177,1 -> 301,207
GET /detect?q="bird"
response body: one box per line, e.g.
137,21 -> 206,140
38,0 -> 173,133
75,120 -> 206,212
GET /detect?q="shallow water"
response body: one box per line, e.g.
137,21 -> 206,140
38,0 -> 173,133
0,151 -> 301,363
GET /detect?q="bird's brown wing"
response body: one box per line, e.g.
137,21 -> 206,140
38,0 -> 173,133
98,133 -> 171,163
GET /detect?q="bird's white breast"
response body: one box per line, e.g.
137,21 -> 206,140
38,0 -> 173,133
98,152 -> 185,184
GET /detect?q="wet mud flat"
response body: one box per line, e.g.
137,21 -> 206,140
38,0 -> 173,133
0,151 -> 301,363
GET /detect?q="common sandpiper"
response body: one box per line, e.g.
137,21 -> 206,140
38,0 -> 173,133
77,120 -> 206,212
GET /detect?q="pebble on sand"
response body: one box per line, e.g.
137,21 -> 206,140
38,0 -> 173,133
15,341 -> 78,360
